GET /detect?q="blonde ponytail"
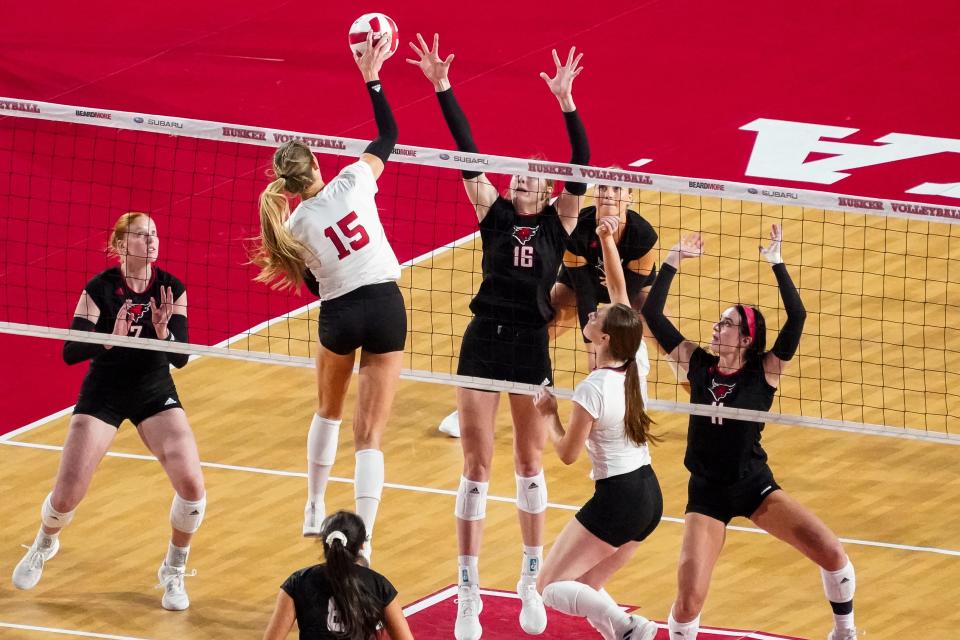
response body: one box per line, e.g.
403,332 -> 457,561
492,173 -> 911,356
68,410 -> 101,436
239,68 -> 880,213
250,177 -> 307,292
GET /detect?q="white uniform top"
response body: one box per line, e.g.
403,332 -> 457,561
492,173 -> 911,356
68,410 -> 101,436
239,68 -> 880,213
572,341 -> 652,480
286,160 -> 401,300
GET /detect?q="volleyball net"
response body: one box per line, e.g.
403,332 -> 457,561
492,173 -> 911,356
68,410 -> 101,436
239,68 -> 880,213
1,97 -> 958,443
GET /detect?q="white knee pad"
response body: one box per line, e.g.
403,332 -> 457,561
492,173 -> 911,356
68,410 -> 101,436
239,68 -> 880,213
542,582 -> 578,613
821,558 -> 856,603
455,476 -> 489,521
41,493 -> 75,529
170,493 -> 206,534
308,415 -> 341,466
354,449 -> 384,501
516,471 -> 547,514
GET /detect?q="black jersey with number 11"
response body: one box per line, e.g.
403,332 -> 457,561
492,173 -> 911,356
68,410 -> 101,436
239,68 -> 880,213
685,347 -> 776,484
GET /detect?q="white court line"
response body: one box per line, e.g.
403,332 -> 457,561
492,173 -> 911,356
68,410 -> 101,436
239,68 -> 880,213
401,585 -> 458,616
3,438 -> 958,558
0,406 -> 74,442
0,622 -> 153,640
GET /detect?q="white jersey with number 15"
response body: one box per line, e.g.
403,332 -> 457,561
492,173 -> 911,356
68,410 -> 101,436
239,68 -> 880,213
286,160 -> 401,300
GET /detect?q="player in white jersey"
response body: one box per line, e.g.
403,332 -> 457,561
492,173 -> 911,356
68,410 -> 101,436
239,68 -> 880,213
533,216 -> 662,640
250,34 -> 403,561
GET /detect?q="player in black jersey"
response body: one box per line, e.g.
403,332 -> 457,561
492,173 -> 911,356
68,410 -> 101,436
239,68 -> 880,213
263,511 -> 413,640
550,181 -> 658,368
642,226 -> 858,640
408,34 -> 587,639
12,212 -> 206,611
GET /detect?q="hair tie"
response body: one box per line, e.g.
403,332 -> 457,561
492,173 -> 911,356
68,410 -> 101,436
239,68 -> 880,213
325,531 -> 348,547
278,173 -> 289,180
740,305 -> 757,340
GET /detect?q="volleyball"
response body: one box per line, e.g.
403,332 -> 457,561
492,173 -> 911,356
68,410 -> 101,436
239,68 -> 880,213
348,13 -> 399,60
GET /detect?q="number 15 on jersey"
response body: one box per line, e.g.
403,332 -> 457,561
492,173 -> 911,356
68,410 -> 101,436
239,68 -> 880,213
324,212 -> 370,260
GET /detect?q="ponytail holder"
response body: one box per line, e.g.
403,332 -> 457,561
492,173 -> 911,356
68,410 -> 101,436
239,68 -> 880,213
278,173 -> 289,180
325,531 -> 348,546
740,305 -> 757,340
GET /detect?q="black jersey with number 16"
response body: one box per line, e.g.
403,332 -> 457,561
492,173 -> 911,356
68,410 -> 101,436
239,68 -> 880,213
469,196 -> 568,327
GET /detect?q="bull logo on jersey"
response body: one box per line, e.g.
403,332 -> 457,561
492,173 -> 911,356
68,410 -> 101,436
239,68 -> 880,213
127,303 -> 149,323
709,379 -> 736,403
512,225 -> 539,246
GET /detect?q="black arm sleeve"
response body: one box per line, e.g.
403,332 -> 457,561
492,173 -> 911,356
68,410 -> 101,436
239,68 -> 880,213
62,317 -> 106,365
563,110 -> 589,196
640,263 -> 686,354
303,269 -> 320,297
770,263 -> 806,361
166,314 -> 190,369
362,80 -> 398,163
436,88 -> 482,179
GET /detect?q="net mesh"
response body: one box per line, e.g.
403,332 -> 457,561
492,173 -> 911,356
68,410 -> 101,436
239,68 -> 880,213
1,98 -> 958,441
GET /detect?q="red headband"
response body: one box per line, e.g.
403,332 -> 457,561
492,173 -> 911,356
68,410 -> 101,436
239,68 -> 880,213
740,305 -> 757,340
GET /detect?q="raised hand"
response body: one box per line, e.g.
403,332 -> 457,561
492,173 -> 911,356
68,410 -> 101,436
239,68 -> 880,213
666,233 -> 704,268
596,215 -> 619,239
533,387 -> 558,416
406,33 -> 454,91
539,46 -> 583,111
355,31 -> 392,82
759,223 -> 783,264
107,300 -> 133,349
149,286 -> 174,339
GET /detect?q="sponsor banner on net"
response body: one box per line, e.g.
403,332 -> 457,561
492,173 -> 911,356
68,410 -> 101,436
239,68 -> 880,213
6,96 -> 960,226
747,187 -> 799,200
133,116 -> 184,130
272,131 -> 348,150
75,109 -> 112,120
0,99 -> 41,113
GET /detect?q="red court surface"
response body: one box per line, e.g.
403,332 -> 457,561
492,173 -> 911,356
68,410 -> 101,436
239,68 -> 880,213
403,586 -> 809,640
1,0 -> 958,430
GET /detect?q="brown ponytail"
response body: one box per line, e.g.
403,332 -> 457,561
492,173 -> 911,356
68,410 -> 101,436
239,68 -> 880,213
249,141 -> 318,292
603,304 -> 660,446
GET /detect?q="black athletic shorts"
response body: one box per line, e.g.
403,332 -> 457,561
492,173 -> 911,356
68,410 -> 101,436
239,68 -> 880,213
555,265 -> 658,342
319,282 -> 407,355
457,317 -> 551,387
74,375 -> 183,429
685,465 -> 782,524
576,465 -> 663,547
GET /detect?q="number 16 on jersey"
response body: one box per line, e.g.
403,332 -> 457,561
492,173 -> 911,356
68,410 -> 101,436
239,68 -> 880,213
514,245 -> 533,268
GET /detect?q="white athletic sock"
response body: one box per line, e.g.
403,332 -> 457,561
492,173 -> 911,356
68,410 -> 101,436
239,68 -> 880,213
520,545 -> 543,583
668,608 -> 701,640
307,415 -> 341,506
34,527 -> 58,550
586,588 -> 621,640
542,581 -> 631,635
458,555 -> 480,588
165,542 -> 190,568
833,612 -> 855,632
354,449 -> 384,537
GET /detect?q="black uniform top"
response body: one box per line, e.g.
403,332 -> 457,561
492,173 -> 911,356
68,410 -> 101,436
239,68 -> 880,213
563,207 -> 658,326
81,267 -> 185,388
685,347 -> 776,484
469,196 -> 568,327
281,564 -> 398,640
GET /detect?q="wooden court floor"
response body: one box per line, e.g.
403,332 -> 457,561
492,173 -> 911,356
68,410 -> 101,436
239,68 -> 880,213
1,195 -> 959,639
